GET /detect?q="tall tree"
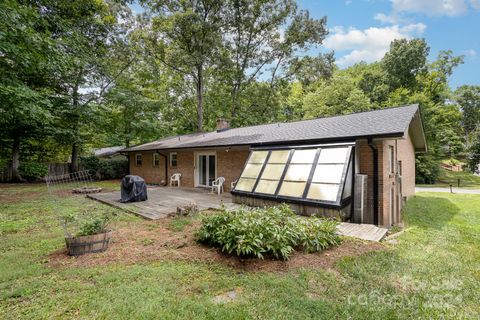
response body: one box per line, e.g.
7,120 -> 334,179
145,0 -> 223,132
0,0 -> 57,181
223,1 -> 328,122
456,85 -> 480,148
51,0 -> 132,171
382,38 -> 429,91
302,75 -> 372,118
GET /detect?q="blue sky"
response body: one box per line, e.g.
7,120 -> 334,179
131,0 -> 479,88
300,0 -> 480,88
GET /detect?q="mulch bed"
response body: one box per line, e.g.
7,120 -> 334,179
48,216 -> 385,273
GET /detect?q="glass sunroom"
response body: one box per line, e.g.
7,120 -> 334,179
231,143 -> 354,218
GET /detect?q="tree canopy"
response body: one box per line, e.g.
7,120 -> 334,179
1,0 -> 479,182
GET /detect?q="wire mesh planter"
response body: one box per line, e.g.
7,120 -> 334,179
46,170 -> 112,256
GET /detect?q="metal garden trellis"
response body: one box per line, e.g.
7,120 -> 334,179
45,170 -> 102,237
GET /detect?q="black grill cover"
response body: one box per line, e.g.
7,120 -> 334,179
120,175 -> 148,203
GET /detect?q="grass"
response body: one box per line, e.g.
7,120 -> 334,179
168,216 -> 195,232
0,182 -> 479,319
417,168 -> 480,189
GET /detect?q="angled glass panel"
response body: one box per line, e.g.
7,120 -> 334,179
248,151 -> 269,164
342,161 -> 353,199
268,150 -> 290,163
260,164 -> 285,180
278,181 -> 307,197
255,179 -> 279,194
318,147 -> 349,164
290,149 -> 317,163
235,178 -> 256,192
312,164 -> 344,183
307,183 -> 339,201
284,164 -> 311,181
240,163 -> 263,179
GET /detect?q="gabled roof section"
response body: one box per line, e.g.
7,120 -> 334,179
123,104 -> 426,152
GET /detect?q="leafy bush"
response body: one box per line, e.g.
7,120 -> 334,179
19,162 -> 48,181
415,154 -> 440,184
195,205 -> 341,260
77,216 -> 110,236
80,156 -> 128,180
62,211 -> 111,237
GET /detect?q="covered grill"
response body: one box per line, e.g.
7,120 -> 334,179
120,175 -> 148,203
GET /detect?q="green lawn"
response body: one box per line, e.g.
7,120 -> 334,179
1,182 -> 479,319
418,168 -> 480,189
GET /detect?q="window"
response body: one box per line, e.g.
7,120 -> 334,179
232,145 -> 353,206
170,152 -> 177,167
235,151 -> 268,192
388,146 -> 394,174
306,147 -> 348,202
278,149 -> 316,198
153,153 -> 160,167
135,154 -> 142,166
254,150 -> 290,195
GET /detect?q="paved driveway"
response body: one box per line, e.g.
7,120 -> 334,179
415,187 -> 480,194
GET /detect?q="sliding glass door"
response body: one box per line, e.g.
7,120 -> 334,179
196,153 -> 216,187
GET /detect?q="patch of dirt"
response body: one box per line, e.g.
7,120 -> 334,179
48,217 -> 385,273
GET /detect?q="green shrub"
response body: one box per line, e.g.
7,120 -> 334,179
77,216 -> 110,236
415,154 -> 440,184
195,205 -> 341,260
80,156 -> 100,176
80,156 -> 128,180
18,162 -> 48,181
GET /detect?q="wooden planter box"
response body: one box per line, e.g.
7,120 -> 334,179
65,231 -> 111,256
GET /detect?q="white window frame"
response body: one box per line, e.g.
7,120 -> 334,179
194,151 -> 217,187
135,154 -> 142,166
170,152 -> 177,167
153,153 -> 160,167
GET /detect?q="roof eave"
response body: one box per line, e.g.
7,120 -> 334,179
122,132 -> 407,152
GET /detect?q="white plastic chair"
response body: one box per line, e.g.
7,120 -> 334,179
231,179 -> 238,190
170,173 -> 181,187
212,177 -> 225,195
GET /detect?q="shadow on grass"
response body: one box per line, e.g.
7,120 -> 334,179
403,195 -> 459,230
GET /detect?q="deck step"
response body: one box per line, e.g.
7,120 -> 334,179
336,223 -> 388,242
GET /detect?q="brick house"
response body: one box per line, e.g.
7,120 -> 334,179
122,104 -> 426,227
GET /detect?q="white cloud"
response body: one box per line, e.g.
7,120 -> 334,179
462,49 -> 477,57
391,0 -> 473,16
471,0 -> 480,10
324,23 -> 426,67
374,13 -> 400,24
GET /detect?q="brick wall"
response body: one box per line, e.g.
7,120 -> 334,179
129,152 -> 166,184
356,132 -> 416,227
128,148 -> 249,191
397,131 -> 416,198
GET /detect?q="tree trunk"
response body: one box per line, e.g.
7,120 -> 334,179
231,89 -> 239,121
11,136 -> 23,182
196,65 -> 204,132
70,77 -> 80,173
70,143 -> 79,173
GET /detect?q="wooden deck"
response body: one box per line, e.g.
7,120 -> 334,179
88,186 -> 240,220
336,222 -> 388,242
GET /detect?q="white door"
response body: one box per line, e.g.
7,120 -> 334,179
195,152 -> 216,187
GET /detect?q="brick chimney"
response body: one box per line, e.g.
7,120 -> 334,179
216,118 -> 230,132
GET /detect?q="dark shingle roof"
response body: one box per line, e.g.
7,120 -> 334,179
124,104 -> 423,152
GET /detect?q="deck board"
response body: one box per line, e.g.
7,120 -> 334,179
88,186 -> 240,220
336,222 -> 388,242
